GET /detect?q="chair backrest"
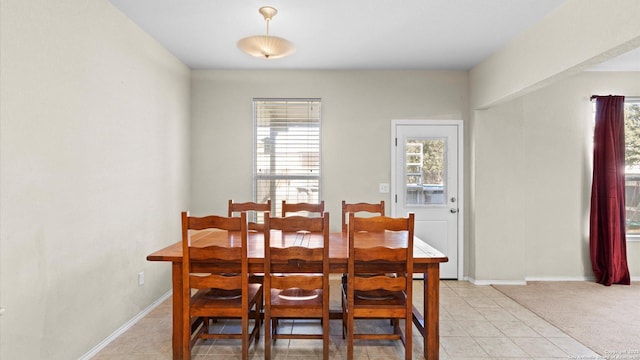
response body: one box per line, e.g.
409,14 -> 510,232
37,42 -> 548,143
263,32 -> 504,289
281,200 -> 325,217
228,199 -> 271,231
264,212 -> 330,290
347,213 -> 414,297
181,211 -> 248,300
341,200 -> 385,233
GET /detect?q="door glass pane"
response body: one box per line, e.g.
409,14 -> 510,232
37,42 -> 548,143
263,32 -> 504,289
405,138 -> 446,205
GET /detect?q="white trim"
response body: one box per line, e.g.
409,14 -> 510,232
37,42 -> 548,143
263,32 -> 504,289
625,235 -> 640,242
78,290 -> 172,360
468,275 -> 640,284
468,277 -> 527,286
391,119 -> 464,280
524,275 -> 595,282
525,275 -> 640,282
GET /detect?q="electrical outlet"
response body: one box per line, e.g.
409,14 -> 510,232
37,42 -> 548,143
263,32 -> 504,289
379,183 -> 390,193
138,272 -> 145,286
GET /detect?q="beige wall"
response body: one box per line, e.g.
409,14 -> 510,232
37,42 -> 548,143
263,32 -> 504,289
474,100 -> 527,282
473,71 -> 640,282
0,0 -> 190,359
189,70 -> 469,236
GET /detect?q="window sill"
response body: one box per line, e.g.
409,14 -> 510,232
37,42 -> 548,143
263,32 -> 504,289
625,235 -> 640,242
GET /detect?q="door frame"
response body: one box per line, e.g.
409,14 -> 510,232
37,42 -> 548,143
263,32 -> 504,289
390,119 -> 464,280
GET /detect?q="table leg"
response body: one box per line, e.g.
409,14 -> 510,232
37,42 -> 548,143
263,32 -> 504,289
424,264 -> 440,360
171,262 -> 183,360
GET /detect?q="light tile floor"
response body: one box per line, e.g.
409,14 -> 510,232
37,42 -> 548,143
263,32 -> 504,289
94,280 -> 599,359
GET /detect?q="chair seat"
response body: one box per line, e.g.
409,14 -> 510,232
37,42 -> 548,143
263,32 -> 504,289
191,283 -> 262,315
345,288 -> 407,311
277,287 -> 319,301
269,288 -> 325,315
354,289 -> 404,302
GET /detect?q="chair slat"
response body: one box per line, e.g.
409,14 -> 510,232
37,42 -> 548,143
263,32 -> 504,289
190,273 -> 241,290
353,246 -> 407,262
190,245 -> 242,261
352,215 -> 412,232
271,275 -> 323,291
354,275 -> 406,292
341,200 -> 385,233
281,200 -> 325,217
228,200 -> 271,231
269,215 -> 325,232
270,246 -> 324,262
187,214 -> 242,231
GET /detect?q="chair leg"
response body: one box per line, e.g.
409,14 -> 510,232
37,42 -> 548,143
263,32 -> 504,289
254,302 -> 262,343
264,312 -> 271,359
405,314 -> 412,360
347,313 -> 354,360
341,291 -> 347,339
323,306 -> 330,360
272,318 -> 280,342
242,314 -> 249,360
342,308 -> 347,340
272,318 -> 278,342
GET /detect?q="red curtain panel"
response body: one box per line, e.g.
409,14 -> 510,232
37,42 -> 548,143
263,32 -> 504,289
590,95 -> 631,286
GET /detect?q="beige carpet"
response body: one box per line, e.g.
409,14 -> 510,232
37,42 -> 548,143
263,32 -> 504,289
493,281 -> 640,357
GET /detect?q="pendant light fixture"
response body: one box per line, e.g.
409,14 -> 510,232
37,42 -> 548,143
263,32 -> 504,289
237,6 -> 295,60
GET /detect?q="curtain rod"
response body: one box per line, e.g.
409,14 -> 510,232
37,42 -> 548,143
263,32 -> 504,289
591,95 -> 640,101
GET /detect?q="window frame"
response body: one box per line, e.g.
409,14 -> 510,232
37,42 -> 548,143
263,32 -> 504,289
624,99 -> 640,241
252,98 -> 322,217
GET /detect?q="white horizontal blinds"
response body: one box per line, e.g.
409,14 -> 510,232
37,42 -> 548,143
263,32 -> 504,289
254,99 -> 321,216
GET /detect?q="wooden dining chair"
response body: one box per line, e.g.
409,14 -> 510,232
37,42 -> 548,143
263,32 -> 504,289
181,211 -> 263,360
341,200 -> 385,233
281,200 -> 325,217
263,212 -> 331,360
340,200 -> 387,294
342,213 -> 415,360
228,199 -> 271,231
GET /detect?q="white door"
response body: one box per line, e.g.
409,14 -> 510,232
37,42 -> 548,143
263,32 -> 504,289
391,120 -> 463,279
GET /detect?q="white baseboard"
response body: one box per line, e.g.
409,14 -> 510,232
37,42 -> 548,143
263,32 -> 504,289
524,275 -> 595,282
78,290 -> 172,360
467,277 -> 527,286
458,275 -> 639,285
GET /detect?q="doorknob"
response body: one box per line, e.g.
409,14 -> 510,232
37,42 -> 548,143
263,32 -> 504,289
450,208 -> 458,213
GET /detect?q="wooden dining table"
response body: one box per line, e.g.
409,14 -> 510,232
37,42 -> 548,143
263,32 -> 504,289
147,229 -> 448,360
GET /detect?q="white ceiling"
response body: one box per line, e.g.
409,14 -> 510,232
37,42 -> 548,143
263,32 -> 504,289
108,0 -> 638,71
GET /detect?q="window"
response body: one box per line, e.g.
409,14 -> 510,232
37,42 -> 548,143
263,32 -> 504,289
404,139 -> 446,205
624,100 -> 640,238
254,99 -> 321,217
